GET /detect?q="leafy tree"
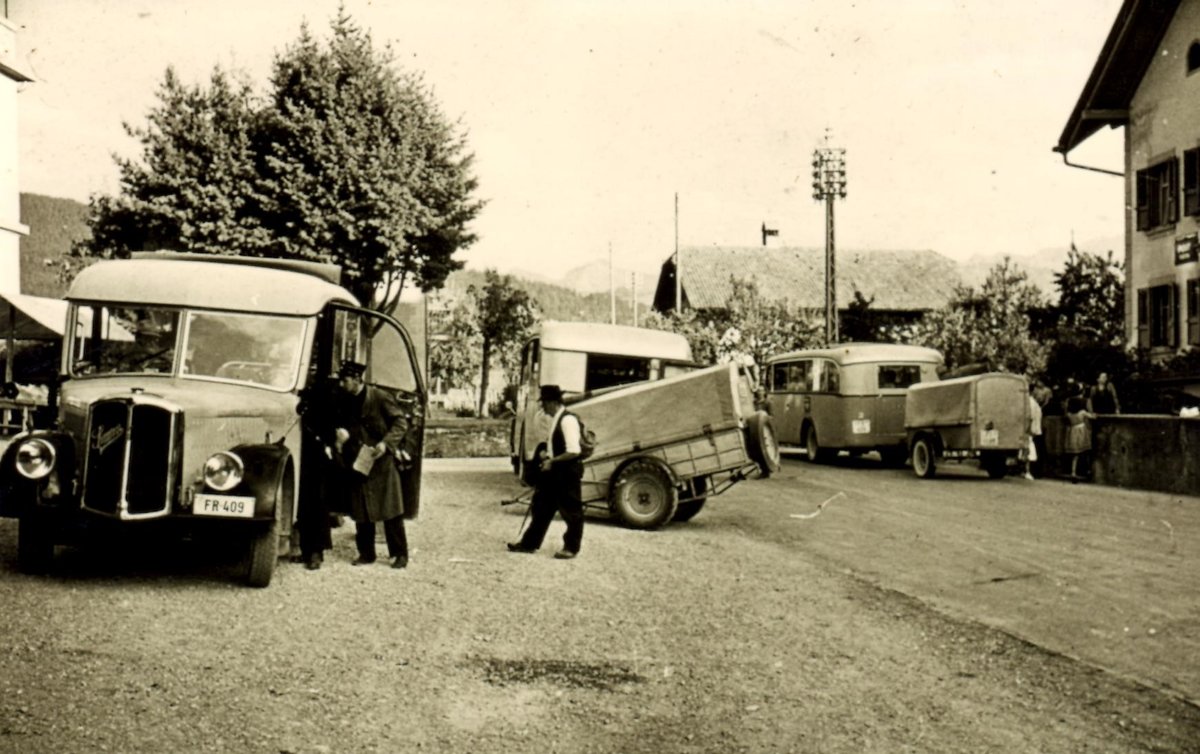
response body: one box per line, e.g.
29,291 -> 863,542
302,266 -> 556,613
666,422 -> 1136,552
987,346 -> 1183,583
644,277 -> 821,384
428,297 -> 482,396
69,9 -> 482,315
467,270 -> 538,417
1053,246 -> 1125,347
911,257 -> 1048,375
1042,245 -> 1128,398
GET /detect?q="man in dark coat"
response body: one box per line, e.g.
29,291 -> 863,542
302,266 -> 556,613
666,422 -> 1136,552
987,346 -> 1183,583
507,384 -> 584,559
332,360 -> 411,569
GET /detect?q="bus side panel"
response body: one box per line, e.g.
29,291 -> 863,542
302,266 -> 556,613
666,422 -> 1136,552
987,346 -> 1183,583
871,393 -> 910,447
766,392 -> 803,444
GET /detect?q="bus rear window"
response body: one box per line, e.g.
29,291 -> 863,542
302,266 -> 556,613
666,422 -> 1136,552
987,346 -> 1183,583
878,364 -> 923,389
586,353 -> 652,391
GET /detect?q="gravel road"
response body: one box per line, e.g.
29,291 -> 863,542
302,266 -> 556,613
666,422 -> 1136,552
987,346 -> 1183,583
0,459 -> 1197,753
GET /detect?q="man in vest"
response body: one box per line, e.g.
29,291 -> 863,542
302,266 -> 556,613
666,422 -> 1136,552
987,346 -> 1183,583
507,384 -> 584,559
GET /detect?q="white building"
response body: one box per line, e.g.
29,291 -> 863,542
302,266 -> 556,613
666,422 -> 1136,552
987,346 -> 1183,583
0,6 -> 31,295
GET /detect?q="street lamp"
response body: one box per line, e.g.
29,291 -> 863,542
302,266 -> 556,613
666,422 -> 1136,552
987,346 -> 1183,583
812,141 -> 847,344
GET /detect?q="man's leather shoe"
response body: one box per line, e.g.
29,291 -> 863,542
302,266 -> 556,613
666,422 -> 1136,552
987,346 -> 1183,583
391,556 -> 408,569
553,549 -> 577,560
507,542 -> 535,553
352,556 -> 376,566
304,554 -> 322,571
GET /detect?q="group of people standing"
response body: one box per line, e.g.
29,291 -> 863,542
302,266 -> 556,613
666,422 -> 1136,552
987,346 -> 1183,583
294,368 -> 586,570
297,360 -> 412,571
1026,371 -> 1122,482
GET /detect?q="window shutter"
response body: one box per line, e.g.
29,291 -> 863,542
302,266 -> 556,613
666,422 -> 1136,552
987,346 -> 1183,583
1169,282 -> 1180,348
1136,171 -> 1150,231
1169,158 -> 1180,223
1189,280 -> 1200,345
1137,288 -> 1150,347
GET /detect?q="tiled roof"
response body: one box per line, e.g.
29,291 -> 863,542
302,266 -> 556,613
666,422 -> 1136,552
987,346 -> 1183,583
655,246 -> 961,312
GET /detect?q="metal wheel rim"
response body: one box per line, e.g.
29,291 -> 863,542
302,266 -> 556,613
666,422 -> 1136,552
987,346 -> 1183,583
914,442 -> 930,475
622,474 -> 669,519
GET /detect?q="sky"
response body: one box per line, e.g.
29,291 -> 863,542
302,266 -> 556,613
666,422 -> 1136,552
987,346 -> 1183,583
9,0 -> 1128,281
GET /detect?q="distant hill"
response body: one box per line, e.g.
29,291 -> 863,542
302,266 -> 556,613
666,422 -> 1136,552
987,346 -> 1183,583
19,193 -> 90,297
14,192 -> 1122,315
433,268 -> 648,326
956,236 -> 1124,300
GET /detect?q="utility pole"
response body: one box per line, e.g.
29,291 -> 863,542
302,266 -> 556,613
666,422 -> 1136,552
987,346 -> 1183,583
674,192 -> 681,313
812,134 -> 847,345
631,272 -> 638,327
609,242 -> 616,325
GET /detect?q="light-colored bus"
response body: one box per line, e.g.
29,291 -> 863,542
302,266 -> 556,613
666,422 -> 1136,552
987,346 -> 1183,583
764,343 -> 943,465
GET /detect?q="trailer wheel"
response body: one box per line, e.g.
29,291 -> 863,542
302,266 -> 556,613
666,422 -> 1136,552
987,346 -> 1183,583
611,459 -> 678,529
746,411 -> 781,477
672,478 -> 708,522
912,437 -> 937,479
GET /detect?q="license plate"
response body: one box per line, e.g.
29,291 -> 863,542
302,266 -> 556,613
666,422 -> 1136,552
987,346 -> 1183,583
194,494 -> 255,518
981,429 -> 999,446
852,419 -> 871,434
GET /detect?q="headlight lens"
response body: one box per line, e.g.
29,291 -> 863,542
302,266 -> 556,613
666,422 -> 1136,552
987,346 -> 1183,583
15,438 -> 56,480
203,451 -> 244,491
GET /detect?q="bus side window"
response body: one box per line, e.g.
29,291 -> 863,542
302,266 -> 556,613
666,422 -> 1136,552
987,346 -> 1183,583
821,361 -> 840,393
772,363 -> 789,391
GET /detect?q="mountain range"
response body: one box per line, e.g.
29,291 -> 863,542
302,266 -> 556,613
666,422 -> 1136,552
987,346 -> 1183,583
15,192 -> 1120,308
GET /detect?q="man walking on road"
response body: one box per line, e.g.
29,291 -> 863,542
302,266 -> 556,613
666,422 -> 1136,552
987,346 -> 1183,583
508,384 -> 584,559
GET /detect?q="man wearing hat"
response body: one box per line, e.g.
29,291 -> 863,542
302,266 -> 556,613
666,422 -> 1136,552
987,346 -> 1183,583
331,359 -> 412,569
508,384 -> 584,559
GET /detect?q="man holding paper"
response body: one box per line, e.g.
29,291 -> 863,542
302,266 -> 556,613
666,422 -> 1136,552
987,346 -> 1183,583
332,360 -> 411,569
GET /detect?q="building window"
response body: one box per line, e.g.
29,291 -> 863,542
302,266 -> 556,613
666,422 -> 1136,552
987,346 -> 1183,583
1137,284 -> 1179,348
1190,41 -> 1200,73
1186,149 -> 1200,216
1136,158 -> 1180,231
1189,280 -> 1200,345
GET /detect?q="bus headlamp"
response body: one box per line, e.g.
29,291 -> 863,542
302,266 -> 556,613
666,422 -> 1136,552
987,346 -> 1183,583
15,438 -> 56,480
203,451 -> 244,491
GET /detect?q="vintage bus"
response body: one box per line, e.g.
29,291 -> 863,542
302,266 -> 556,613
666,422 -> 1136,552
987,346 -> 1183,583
764,343 -> 943,465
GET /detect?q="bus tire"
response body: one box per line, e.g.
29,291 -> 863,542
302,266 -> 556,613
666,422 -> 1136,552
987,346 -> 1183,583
611,459 -> 678,530
17,510 -> 54,574
804,425 -> 834,464
879,446 -> 908,468
912,436 -> 937,479
246,460 -> 292,588
746,412 -> 781,477
982,451 -> 1008,479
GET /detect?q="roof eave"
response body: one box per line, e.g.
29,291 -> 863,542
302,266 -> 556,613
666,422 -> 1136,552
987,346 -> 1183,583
1054,0 -> 1179,155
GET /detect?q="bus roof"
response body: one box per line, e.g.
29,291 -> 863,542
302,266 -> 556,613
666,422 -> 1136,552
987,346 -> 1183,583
67,255 -> 359,315
766,342 -> 943,367
536,321 -> 692,361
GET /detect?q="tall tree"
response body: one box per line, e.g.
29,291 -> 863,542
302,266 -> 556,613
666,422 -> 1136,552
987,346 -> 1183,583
1053,246 -> 1124,346
468,270 -> 538,417
912,257 -> 1048,375
70,9 -> 482,315
644,277 -> 821,382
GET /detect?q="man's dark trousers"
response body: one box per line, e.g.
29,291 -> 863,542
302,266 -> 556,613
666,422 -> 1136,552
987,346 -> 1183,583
355,516 -> 408,561
519,464 -> 583,554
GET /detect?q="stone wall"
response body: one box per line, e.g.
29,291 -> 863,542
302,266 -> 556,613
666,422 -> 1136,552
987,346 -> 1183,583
1045,415 -> 1200,496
